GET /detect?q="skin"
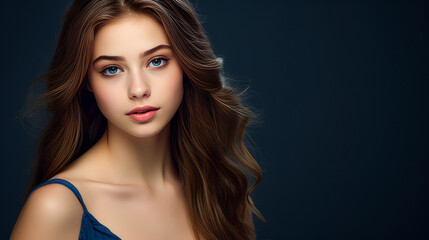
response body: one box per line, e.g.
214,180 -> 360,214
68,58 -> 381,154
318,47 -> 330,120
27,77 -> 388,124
10,14 -> 198,240
86,13 -> 184,191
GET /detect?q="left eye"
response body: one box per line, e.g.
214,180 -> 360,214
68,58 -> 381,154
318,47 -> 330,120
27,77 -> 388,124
148,58 -> 168,68
102,66 -> 123,76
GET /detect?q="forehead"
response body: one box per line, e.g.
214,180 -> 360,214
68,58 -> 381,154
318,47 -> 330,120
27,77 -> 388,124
92,14 -> 169,57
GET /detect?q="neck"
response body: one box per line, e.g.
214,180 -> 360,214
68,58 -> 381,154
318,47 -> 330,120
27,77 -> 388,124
97,122 -> 179,191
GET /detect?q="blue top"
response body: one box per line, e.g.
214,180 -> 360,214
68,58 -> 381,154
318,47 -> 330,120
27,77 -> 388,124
29,178 -> 122,240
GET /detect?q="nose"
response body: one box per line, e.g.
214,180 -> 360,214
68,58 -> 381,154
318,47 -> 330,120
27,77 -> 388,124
128,69 -> 150,99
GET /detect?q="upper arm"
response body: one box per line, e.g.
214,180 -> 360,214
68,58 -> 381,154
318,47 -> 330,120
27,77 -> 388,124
10,183 -> 84,240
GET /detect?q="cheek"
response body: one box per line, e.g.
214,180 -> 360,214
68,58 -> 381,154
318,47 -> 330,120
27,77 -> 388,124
164,67 -> 184,107
90,78 -> 121,116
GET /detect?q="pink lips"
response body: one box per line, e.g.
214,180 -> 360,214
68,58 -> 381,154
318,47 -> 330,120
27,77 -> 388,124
126,106 -> 160,122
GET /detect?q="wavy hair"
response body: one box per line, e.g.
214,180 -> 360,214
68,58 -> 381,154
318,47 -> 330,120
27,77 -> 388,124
22,0 -> 265,239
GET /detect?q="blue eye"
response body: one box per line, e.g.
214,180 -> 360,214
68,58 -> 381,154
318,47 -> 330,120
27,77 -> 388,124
102,66 -> 123,76
148,58 -> 168,68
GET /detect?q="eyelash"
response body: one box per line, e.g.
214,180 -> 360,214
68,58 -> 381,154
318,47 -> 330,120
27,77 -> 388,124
100,57 -> 169,77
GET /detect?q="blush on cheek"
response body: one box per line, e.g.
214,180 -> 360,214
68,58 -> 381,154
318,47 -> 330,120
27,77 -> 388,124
169,71 -> 184,104
92,85 -> 118,118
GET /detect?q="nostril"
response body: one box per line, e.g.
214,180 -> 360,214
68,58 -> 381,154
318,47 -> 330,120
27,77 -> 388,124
129,89 -> 150,99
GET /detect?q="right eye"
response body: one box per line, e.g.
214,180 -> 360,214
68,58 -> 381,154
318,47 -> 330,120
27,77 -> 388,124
101,66 -> 123,76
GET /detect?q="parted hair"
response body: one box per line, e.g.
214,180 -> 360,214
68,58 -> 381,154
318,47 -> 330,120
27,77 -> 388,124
23,0 -> 265,239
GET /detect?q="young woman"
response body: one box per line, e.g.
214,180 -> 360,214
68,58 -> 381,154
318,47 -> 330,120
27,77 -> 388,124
10,0 -> 264,239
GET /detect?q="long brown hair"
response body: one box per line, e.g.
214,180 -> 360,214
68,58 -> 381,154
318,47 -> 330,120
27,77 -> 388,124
22,0 -> 265,239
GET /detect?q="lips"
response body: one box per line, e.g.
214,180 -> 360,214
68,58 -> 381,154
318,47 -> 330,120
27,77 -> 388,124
126,106 -> 160,115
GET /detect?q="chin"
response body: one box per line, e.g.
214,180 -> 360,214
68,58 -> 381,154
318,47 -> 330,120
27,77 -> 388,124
107,118 -> 171,140
128,124 -> 170,140
130,131 -> 162,140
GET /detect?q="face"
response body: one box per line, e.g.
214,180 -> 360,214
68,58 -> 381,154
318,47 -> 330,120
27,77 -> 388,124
87,14 -> 183,139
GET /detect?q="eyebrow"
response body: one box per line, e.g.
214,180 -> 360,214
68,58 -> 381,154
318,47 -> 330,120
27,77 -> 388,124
92,44 -> 171,65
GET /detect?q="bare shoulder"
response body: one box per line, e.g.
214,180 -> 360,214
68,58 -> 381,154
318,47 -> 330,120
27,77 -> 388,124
10,183 -> 83,240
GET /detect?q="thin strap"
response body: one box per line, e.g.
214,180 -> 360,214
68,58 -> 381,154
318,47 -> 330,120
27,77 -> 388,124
29,178 -> 88,212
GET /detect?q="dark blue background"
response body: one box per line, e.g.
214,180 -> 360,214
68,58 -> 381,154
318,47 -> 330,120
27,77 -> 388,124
1,0 -> 428,239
